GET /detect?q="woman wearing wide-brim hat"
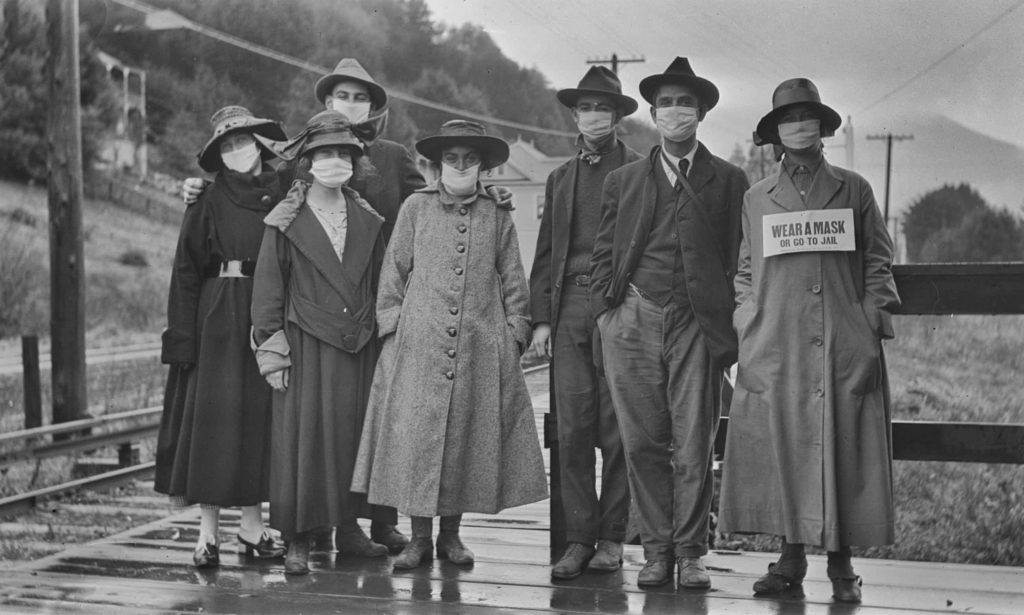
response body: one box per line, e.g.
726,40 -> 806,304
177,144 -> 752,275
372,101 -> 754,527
352,120 -> 548,570
251,109 -> 392,575
157,105 -> 288,568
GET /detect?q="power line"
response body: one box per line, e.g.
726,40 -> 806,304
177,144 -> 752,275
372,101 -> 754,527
856,0 -> 1024,114
586,53 -> 645,75
108,0 -> 576,138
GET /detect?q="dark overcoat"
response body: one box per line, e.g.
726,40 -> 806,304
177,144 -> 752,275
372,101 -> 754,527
719,160 -> 901,550
529,140 -> 641,332
250,181 -> 385,540
589,143 -> 749,370
156,166 -> 281,507
352,183 -> 548,517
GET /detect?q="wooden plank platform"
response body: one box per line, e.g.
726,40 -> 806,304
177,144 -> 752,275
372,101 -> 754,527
3,391 -> 1024,613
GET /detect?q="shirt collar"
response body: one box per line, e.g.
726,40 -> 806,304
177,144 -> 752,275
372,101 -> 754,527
782,153 -> 824,178
660,142 -> 697,181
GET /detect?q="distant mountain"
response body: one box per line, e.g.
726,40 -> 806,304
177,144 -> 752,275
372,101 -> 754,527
852,113 -> 1024,220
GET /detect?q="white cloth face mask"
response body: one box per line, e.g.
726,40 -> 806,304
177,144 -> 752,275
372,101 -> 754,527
221,143 -> 261,173
441,163 -> 480,196
310,156 -> 354,188
655,106 -> 699,142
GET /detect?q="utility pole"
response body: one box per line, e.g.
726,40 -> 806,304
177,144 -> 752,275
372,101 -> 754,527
586,52 -> 645,75
866,132 -> 914,228
46,0 -> 89,425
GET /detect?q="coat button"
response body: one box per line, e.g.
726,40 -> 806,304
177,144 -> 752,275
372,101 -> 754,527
447,349 -> 456,358
454,266 -> 464,275
459,207 -> 468,215
813,336 -> 823,346
260,195 -> 272,206
445,371 -> 455,380
555,281 -> 561,289
816,388 -> 824,397
456,244 -> 466,253
447,327 -> 457,337
449,307 -> 459,315
811,284 -> 822,294
457,223 -> 467,233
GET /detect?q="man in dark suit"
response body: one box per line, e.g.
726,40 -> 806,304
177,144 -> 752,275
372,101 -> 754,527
529,66 -> 641,580
589,57 -> 749,590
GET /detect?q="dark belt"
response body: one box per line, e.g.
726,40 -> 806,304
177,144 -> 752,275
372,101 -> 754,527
203,260 -> 256,278
564,273 -> 590,287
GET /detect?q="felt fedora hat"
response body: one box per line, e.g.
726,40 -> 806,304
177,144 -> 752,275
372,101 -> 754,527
639,57 -> 720,110
556,65 -> 638,116
755,77 -> 842,145
197,105 -> 286,173
416,120 -> 510,171
279,109 -> 366,161
314,58 -> 388,110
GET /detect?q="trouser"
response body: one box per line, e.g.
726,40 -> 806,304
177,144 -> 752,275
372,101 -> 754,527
598,292 -> 719,560
553,284 -> 630,545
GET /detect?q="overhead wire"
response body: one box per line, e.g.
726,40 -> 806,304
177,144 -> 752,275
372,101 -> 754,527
107,0 -> 576,137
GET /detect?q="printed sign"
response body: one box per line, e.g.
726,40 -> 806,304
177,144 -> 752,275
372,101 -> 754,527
762,209 -> 856,257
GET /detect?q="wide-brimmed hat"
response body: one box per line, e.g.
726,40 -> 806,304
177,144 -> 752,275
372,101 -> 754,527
197,106 -> 286,172
279,110 -> 366,161
755,78 -> 842,145
638,57 -> 720,110
556,66 -> 638,116
415,120 -> 510,171
313,58 -> 388,110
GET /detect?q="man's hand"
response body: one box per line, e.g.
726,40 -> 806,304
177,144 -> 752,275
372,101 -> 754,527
266,368 -> 289,392
531,323 -> 552,359
487,185 -> 513,209
182,177 -> 211,205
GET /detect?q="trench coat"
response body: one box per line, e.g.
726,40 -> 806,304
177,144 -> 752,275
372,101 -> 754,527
155,166 -> 280,507
718,159 -> 901,550
351,182 -> 549,517
589,144 -> 748,370
250,181 -> 386,540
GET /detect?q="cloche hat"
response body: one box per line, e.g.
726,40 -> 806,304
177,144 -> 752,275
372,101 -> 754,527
557,65 -> 638,116
415,120 -> 510,171
197,106 -> 286,173
639,57 -> 720,110
755,78 -> 842,146
279,110 -> 366,161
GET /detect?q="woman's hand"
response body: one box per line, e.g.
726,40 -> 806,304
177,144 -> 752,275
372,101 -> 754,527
266,367 -> 289,392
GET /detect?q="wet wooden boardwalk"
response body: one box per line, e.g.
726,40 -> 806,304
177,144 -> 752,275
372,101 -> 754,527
2,390 -> 1024,613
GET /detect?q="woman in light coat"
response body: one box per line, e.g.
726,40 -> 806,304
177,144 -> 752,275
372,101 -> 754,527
352,120 -> 548,570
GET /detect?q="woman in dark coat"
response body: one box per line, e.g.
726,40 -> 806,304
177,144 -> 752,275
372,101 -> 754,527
352,120 -> 548,570
251,110 -> 389,575
156,106 -> 288,568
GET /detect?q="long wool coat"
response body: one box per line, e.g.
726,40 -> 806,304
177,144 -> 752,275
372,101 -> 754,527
155,166 -> 281,507
718,159 -> 901,550
351,182 -> 549,517
251,181 -> 385,540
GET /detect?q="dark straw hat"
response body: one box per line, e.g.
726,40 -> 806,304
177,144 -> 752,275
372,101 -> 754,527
314,58 -> 388,110
638,57 -> 720,110
755,78 -> 842,146
415,120 -> 510,171
557,66 -> 638,116
197,106 -> 286,173
279,110 -> 365,161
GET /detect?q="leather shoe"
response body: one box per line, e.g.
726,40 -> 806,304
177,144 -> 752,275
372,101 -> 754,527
310,527 -> 334,552
753,557 -> 808,595
831,575 -> 863,603
335,525 -> 388,558
371,523 -> 410,555
392,536 -> 434,570
193,542 -> 219,569
436,531 -> 474,566
551,542 -> 595,580
588,539 -> 623,572
637,558 -> 673,588
284,535 -> 311,575
238,530 -> 286,559
677,557 -> 711,590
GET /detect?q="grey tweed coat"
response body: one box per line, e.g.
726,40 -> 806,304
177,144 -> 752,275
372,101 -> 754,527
351,181 -> 548,517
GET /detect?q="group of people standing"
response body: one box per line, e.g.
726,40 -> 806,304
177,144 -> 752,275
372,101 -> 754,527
155,52 -> 899,606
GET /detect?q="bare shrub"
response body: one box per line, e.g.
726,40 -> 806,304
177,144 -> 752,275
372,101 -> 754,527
0,223 -> 46,338
86,272 -> 165,331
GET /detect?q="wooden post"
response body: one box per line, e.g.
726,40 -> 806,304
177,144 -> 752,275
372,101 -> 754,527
22,335 -> 42,429
546,367 -> 566,562
46,0 -> 88,424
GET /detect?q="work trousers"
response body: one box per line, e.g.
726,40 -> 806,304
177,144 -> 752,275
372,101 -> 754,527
598,292 -> 719,560
552,283 -> 629,545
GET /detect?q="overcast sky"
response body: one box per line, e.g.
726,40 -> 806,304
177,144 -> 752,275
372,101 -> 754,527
424,0 -> 1024,160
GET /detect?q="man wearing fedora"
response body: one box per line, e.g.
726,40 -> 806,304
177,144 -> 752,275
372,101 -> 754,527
718,78 -> 899,604
589,57 -> 748,589
529,66 -> 641,580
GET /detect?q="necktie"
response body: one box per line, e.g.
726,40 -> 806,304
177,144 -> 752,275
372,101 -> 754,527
675,159 -> 690,192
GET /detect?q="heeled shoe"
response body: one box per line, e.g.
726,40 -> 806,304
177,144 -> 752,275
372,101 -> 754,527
238,530 -> 286,558
193,542 -> 220,569
753,557 -> 808,595
435,531 -> 474,566
284,535 -> 311,575
392,537 -> 434,570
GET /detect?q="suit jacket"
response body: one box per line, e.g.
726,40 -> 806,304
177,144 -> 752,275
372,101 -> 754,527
529,140 -> 641,333
589,143 -> 749,369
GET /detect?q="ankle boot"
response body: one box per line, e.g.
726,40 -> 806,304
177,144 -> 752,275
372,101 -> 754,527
285,534 -> 311,575
828,547 -> 862,603
392,537 -> 434,570
335,522 -> 388,558
754,540 -> 807,595
370,522 -> 409,555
